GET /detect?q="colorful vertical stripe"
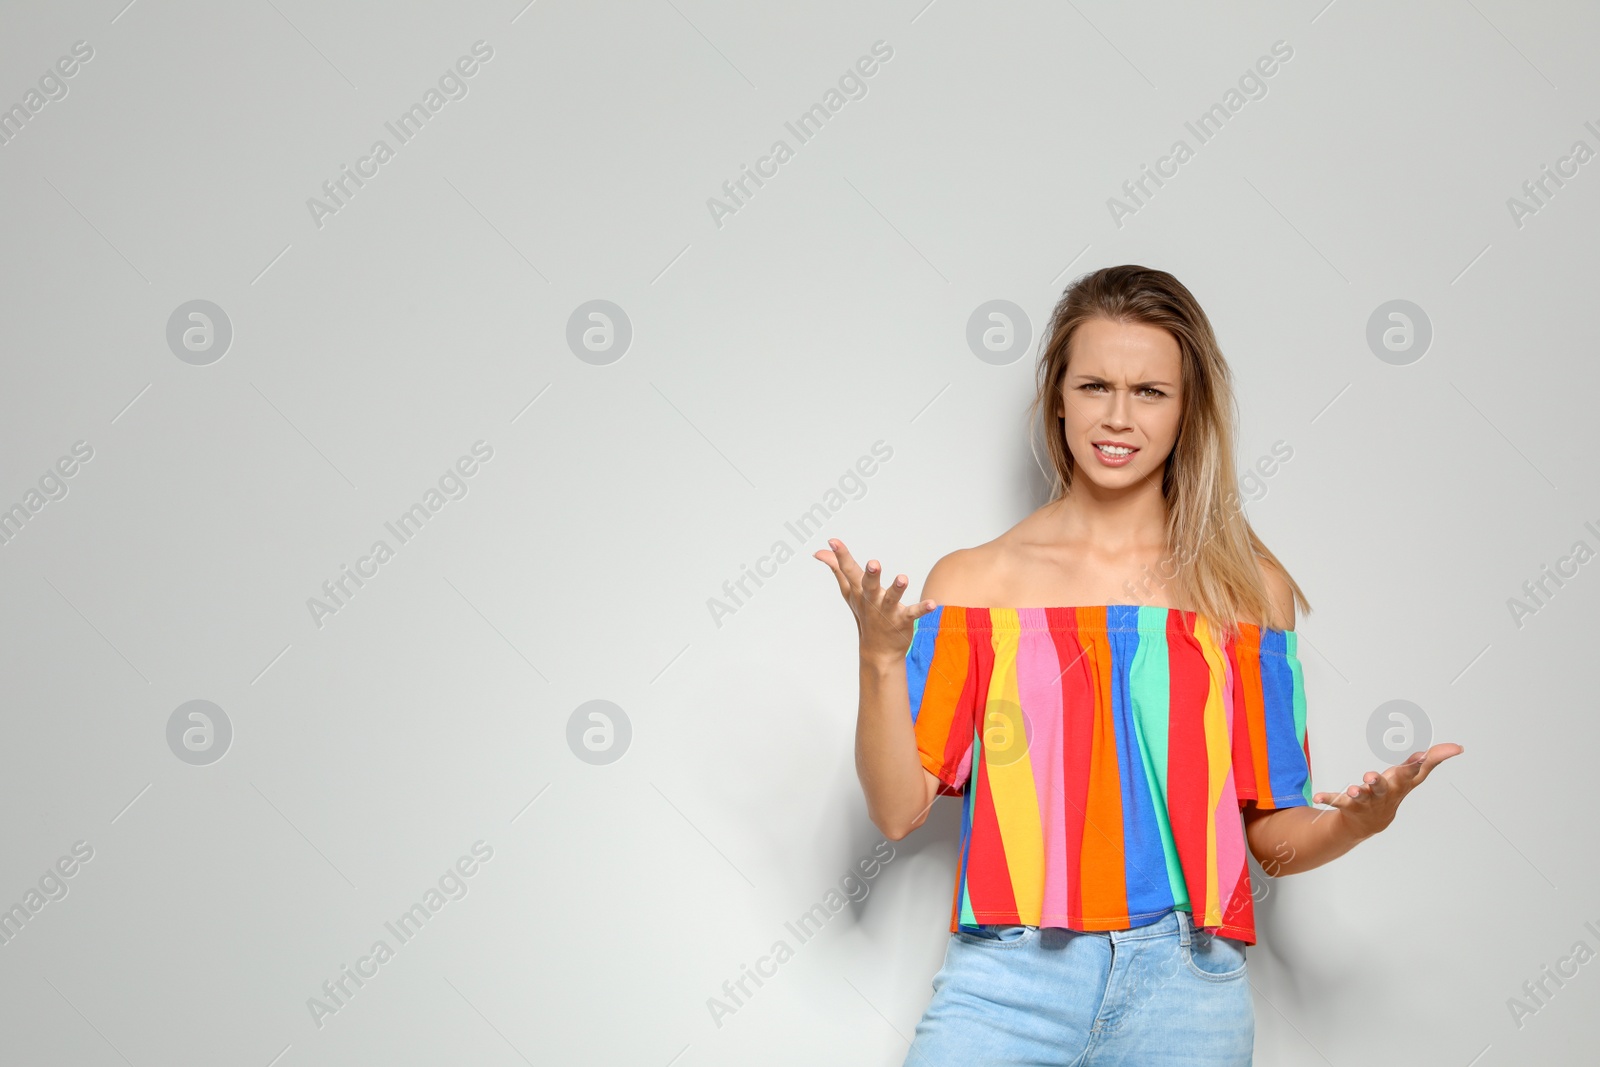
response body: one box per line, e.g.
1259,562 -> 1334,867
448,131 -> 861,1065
905,604 -> 1313,947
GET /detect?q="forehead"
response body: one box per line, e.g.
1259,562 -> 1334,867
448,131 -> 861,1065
1066,317 -> 1181,377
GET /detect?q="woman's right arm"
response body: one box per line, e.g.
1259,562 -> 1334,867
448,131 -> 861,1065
856,653 -> 942,840
815,538 -> 953,841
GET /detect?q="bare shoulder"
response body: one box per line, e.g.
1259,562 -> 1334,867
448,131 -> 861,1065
920,541 -> 1004,606
1257,556 -> 1296,631
919,506 -> 1057,606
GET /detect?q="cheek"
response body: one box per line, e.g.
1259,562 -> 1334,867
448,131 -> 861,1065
1156,407 -> 1183,443
1061,410 -> 1095,446
1059,394 -> 1091,430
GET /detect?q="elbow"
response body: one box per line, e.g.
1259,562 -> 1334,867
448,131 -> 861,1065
1251,842 -> 1300,878
873,808 -> 925,842
876,816 -> 914,842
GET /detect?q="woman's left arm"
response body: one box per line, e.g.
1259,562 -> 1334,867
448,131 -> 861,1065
1243,742 -> 1464,876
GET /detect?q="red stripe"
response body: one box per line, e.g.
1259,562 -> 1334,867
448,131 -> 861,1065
1229,633 -> 1260,804
1166,610 -> 1211,925
959,610 -> 1018,922
1220,863 -> 1257,944
1220,629 -> 1258,938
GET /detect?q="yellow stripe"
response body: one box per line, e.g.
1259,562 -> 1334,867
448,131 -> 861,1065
984,610 -> 1044,921
1193,616 -> 1231,927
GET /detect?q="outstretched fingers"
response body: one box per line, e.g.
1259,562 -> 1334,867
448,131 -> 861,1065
814,544 -> 852,598
1313,769 -> 1385,807
1386,743 -> 1463,791
826,538 -> 865,587
825,539 -> 879,612
1313,782 -> 1373,808
859,559 -> 906,628
816,538 -> 924,624
1411,742 -> 1465,782
878,566 -> 912,610
1311,743 -> 1465,810
860,557 -> 884,598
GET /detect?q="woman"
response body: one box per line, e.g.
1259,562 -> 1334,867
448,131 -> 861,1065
815,265 -> 1461,1065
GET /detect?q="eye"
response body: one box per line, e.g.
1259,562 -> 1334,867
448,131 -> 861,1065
1078,382 -> 1168,398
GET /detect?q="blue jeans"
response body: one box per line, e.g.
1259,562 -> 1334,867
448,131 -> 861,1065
904,907 -> 1253,1066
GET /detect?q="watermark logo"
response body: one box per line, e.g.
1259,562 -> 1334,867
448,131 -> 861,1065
167,700 -> 233,765
566,300 -> 632,365
708,440 -> 893,628
1118,440 -> 1293,607
307,840 -> 494,1029
966,300 -> 1032,365
167,300 -> 233,366
567,700 -> 631,765
1507,519 -> 1600,629
1108,40 -> 1294,228
706,40 -> 895,230
1365,699 -> 1431,765
306,41 -> 494,230
1506,121 -> 1600,229
0,40 -> 94,149
0,841 -> 95,948
1507,918 -> 1600,1030
0,439 -> 94,549
982,698 -> 1032,768
306,440 -> 495,630
1365,300 -> 1431,366
706,839 -> 896,1028
1249,841 -> 1297,904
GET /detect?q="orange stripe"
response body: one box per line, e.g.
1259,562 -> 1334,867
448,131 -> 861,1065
1076,606 -> 1127,924
917,606 -> 972,777
1237,625 -> 1274,807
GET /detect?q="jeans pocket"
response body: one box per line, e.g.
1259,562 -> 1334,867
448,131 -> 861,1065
953,924 -> 1036,947
1183,928 -> 1248,982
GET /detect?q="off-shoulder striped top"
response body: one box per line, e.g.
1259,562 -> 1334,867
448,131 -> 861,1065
905,604 -> 1313,947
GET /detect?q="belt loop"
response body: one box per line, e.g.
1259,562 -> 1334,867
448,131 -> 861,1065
1176,908 -> 1191,947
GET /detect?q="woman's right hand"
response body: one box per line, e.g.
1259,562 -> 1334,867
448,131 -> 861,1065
814,537 -> 937,665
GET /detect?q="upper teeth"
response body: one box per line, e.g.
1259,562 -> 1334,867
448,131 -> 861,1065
1097,444 -> 1133,456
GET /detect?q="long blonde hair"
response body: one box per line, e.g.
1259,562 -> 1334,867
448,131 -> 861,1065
1026,264 -> 1310,640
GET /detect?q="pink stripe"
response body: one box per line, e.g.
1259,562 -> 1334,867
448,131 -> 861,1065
1016,608 -> 1070,923
1213,641 -> 1245,913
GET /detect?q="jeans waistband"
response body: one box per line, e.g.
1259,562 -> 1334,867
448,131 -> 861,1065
1100,907 -> 1193,946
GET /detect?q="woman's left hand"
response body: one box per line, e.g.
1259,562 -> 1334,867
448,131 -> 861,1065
1312,742 -> 1464,840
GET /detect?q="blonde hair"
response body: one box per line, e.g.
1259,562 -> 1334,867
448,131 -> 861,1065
1026,264 -> 1309,640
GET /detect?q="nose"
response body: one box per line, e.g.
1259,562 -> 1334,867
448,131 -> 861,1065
1103,387 -> 1134,429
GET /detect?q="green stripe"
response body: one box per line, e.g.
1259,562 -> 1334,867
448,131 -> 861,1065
1285,631 -> 1313,803
1128,605 -> 1186,907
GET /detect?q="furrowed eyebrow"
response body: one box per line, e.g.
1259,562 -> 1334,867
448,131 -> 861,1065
1072,374 -> 1175,388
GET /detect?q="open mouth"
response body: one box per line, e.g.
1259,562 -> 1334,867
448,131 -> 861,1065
1094,444 -> 1137,457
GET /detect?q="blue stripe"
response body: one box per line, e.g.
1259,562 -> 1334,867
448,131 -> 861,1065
1108,604 -> 1175,922
1258,627 -> 1311,806
904,606 -> 943,724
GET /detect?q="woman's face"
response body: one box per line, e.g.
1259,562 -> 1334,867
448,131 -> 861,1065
1055,316 -> 1184,488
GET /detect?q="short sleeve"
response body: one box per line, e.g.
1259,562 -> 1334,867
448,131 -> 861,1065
905,606 -> 979,797
1232,627 -> 1313,809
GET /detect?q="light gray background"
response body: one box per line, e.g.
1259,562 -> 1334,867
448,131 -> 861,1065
2,0 -> 1595,1064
